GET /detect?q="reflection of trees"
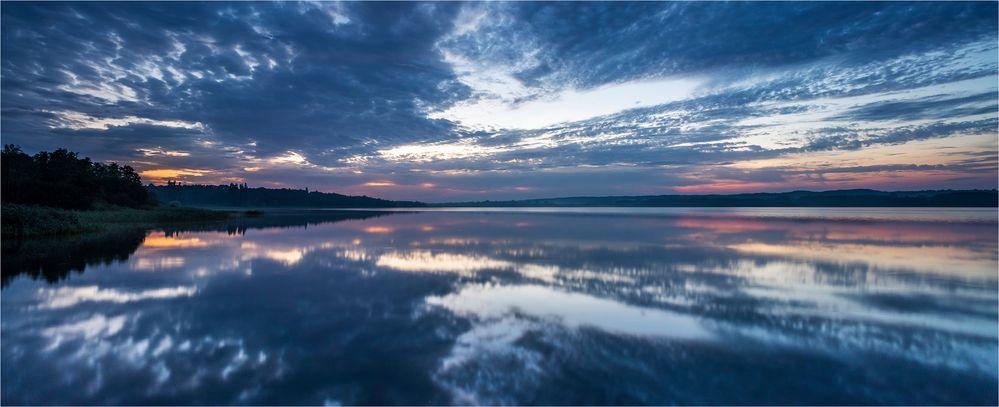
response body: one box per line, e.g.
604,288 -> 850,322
159,210 -> 393,236
2,210 -> 397,286
2,228 -> 147,287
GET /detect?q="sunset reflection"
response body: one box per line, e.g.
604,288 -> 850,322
728,241 -> 996,279
141,235 -> 209,248
363,226 -> 394,234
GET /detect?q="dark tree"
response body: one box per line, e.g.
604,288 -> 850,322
1,145 -> 151,209
147,183 -> 425,208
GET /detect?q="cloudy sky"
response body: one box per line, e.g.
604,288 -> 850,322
2,2 -> 997,201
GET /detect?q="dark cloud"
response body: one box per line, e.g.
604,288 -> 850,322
2,2 -> 469,160
451,2 -> 997,89
833,92 -> 998,122
1,2 -> 996,199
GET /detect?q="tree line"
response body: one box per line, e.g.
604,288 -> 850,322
2,145 -> 152,209
148,183 -> 424,208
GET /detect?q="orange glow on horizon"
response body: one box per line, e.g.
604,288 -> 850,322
674,168 -> 997,194
673,182 -> 777,194
140,168 -> 210,183
363,181 -> 397,187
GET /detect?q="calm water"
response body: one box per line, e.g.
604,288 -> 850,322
2,208 -> 997,405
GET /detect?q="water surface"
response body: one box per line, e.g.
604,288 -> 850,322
2,208 -> 997,405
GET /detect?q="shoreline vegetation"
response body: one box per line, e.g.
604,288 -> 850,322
1,204 -> 234,239
148,183 -> 424,208
2,147 -> 996,240
151,184 -> 999,209
0,145 -> 242,239
1,209 -> 388,286
0,146 -> 414,239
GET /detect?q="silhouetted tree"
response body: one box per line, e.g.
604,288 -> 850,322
147,183 -> 425,208
1,145 -> 151,209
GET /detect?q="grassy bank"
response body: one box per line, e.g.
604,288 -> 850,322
1,204 -> 233,238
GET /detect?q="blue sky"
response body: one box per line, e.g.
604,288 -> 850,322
2,2 -> 996,201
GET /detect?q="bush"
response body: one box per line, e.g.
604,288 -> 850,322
1,204 -> 90,238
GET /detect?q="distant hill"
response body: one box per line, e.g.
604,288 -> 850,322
438,189 -> 999,207
147,183 -> 424,208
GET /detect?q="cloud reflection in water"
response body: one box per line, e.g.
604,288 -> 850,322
1,208 -> 996,405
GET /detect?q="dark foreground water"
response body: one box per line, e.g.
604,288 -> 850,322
2,208 -> 997,405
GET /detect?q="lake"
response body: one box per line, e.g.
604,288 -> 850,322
2,208 -> 997,405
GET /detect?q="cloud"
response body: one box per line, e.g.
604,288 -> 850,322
47,110 -> 204,131
1,2 -> 996,200
37,286 -> 197,309
431,77 -> 704,130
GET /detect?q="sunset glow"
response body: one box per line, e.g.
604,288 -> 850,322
1,2 -> 995,200
139,169 -> 211,183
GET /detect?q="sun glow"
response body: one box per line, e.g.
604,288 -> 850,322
363,181 -> 397,187
140,169 -> 211,183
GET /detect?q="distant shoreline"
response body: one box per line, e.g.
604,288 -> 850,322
148,186 -> 999,208
329,206 -> 999,224
2,190 -> 999,239
433,189 -> 999,208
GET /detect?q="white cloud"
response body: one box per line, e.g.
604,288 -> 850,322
41,314 -> 126,343
47,110 -> 205,131
427,283 -> 711,339
316,2 -> 351,26
267,151 -> 309,165
729,75 -> 999,149
137,147 -> 192,157
378,140 -> 509,163
58,69 -> 139,103
431,77 -> 704,130
376,250 -> 512,274
37,285 -> 197,309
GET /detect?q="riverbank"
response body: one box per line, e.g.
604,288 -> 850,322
1,204 -> 234,238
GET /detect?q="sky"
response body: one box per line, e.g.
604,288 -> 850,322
2,1 -> 997,202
